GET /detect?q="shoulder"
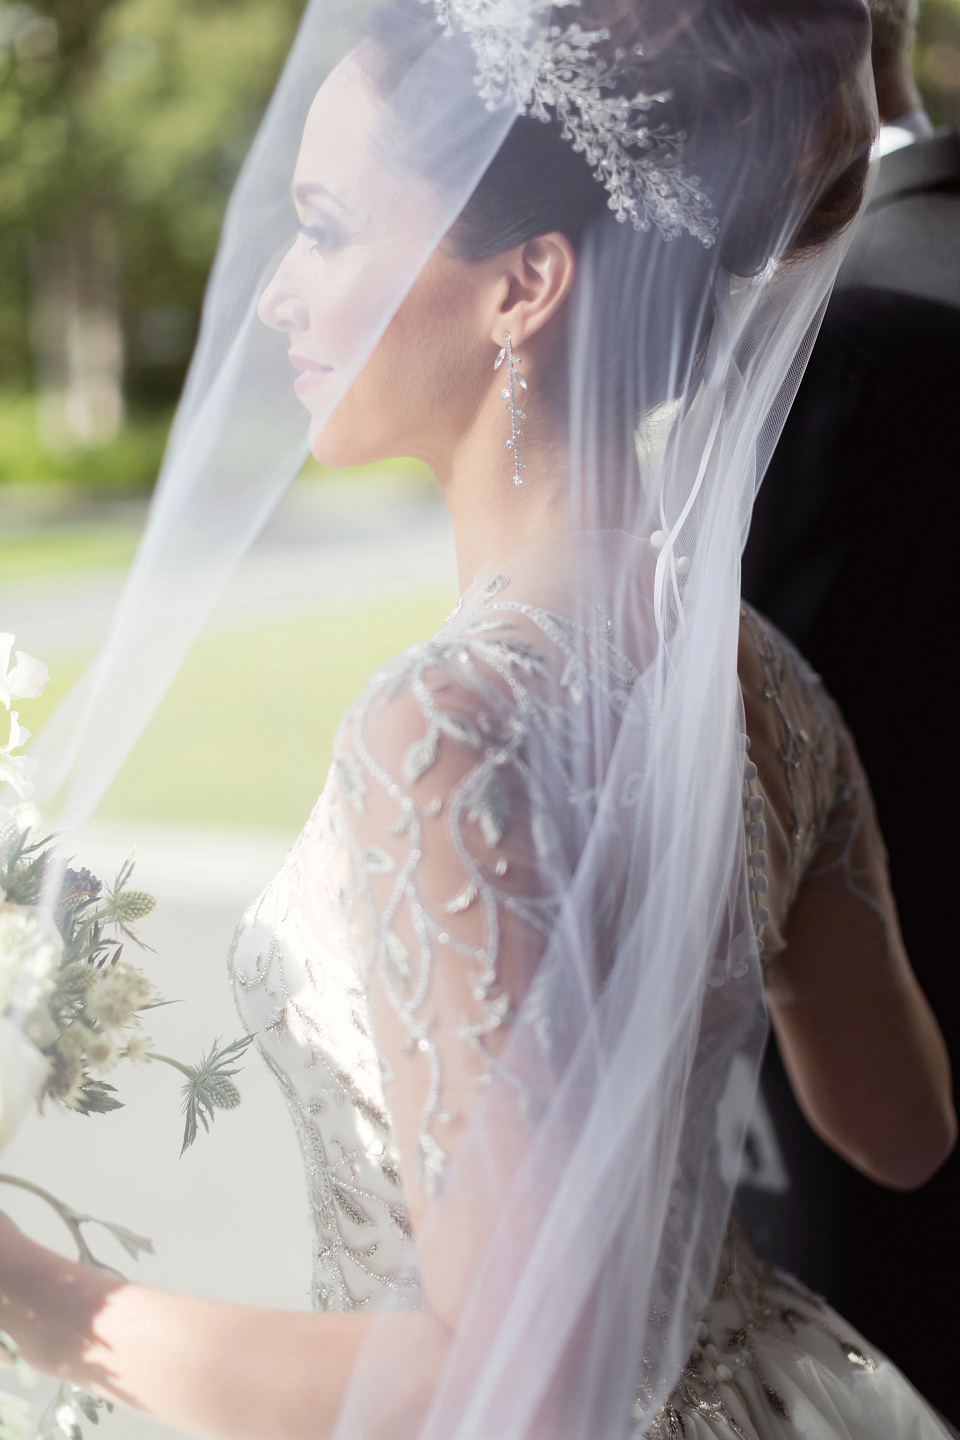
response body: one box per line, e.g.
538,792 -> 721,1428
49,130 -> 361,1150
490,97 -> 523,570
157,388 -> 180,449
738,603 -> 846,881
739,601 -> 843,761
837,137 -> 960,306
738,603 -> 825,710
337,589 -> 548,781
337,572 -> 635,790
329,584 -> 568,882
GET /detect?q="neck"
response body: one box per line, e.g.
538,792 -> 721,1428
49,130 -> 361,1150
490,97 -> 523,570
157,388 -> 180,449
431,374 -> 574,592
876,66 -> 923,127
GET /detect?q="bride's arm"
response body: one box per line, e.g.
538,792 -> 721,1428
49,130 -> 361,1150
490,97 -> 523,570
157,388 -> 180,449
330,647 -> 547,1294
0,649 -> 539,1438
0,1214 -> 445,1440
764,731 -> 956,1192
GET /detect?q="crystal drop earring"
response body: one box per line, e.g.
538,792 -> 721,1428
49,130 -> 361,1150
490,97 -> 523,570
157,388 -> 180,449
494,332 -> 527,486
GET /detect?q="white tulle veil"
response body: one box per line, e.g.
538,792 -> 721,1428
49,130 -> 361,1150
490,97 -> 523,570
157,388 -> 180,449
11,0 -> 875,1434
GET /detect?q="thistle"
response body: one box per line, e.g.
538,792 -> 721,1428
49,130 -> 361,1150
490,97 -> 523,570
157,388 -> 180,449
1,639 -> 258,1440
146,1034 -> 257,1154
2,646 -> 255,1143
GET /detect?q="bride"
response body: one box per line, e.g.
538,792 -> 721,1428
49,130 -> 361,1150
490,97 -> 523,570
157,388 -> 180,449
1,0 -> 956,1437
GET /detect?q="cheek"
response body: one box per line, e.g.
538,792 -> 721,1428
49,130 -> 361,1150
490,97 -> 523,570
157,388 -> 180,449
309,251 -> 375,355
313,272 -> 482,464
378,272 -> 488,428
371,302 -> 462,415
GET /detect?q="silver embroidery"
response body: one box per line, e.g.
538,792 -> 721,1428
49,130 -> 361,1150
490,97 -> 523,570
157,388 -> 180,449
227,577 -> 885,1440
641,1218 -> 876,1439
337,578 -> 639,1191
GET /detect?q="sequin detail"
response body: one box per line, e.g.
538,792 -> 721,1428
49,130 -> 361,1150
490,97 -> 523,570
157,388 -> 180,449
643,1219 -> 876,1439
331,574 -> 640,1191
229,578 -> 891,1440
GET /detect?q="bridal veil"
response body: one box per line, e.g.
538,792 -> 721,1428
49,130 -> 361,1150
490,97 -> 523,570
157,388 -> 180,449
15,0 -> 875,1435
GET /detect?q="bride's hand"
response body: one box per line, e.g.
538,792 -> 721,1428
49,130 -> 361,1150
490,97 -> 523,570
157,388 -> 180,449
0,1207 -> 118,1386
0,1210 -> 25,1368
0,1207 -> 53,1360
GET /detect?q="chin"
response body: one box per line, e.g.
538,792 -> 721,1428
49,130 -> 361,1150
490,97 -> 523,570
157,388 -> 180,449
310,431 -> 384,469
308,396 -> 393,470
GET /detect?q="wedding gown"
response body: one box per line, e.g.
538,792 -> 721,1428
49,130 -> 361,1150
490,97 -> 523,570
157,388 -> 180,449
229,548 -> 951,1440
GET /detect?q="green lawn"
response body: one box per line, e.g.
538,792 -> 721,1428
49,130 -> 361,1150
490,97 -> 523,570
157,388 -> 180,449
6,457 -> 449,831
0,458 -> 431,586
0,523 -> 142,584
23,591 -> 455,832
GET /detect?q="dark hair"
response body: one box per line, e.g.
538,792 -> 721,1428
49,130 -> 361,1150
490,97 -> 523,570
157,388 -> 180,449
358,0 -> 871,511
868,0 -> 919,79
361,0 -> 872,276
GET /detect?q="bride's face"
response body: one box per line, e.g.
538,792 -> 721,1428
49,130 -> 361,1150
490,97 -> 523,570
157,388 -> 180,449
258,54 -> 497,471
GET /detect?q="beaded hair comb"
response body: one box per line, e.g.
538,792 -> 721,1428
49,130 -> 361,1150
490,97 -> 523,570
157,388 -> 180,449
429,0 -> 716,244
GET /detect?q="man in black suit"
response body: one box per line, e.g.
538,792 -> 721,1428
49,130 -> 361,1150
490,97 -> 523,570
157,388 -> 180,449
740,0 -> 960,1421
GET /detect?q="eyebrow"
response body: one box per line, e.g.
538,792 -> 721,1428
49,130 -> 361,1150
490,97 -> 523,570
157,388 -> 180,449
293,181 -> 354,217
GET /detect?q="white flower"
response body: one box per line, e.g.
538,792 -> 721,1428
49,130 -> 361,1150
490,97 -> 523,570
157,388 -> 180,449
124,1029 -> 154,1065
1,711 -> 39,799
0,902 -> 61,1018
0,632 -> 48,711
0,1014 -> 50,1150
11,800 -> 41,834
0,903 -> 59,1147
0,801 -> 40,841
0,801 -> 44,886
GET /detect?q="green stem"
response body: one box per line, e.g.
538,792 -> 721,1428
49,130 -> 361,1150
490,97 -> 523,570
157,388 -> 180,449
144,1051 -> 195,1078
0,1174 -> 119,1276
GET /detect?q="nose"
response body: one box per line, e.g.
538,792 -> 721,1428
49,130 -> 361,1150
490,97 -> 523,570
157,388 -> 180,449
258,264 -> 309,333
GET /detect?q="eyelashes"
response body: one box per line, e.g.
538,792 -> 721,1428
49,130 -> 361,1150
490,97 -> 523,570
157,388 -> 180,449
298,218 -> 349,256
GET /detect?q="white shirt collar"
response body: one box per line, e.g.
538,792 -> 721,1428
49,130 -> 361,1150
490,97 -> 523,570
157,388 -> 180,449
878,107 -> 936,156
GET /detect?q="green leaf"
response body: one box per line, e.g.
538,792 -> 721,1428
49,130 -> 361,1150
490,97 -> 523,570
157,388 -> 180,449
0,1328 -> 35,1387
97,1221 -> 155,1262
72,1080 -> 124,1115
73,1393 -> 101,1425
0,1387 -> 33,1440
179,1034 -> 255,1154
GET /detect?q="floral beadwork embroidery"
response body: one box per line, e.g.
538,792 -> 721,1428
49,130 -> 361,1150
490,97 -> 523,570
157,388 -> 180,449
332,572 -> 639,1191
229,571 -> 890,1440
643,1219 -> 876,1439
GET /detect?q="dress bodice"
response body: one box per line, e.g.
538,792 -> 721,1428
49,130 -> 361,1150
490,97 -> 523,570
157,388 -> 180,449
229,784 -> 417,1311
229,560 -> 909,1431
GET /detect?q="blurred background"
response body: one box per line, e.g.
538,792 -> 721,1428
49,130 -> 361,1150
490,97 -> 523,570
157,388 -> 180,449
1,0 -> 959,1434
0,2 -> 458,1435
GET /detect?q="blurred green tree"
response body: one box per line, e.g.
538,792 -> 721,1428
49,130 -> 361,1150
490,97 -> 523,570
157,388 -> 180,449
0,0 -> 304,459
1,0 -> 958,487
916,0 -> 960,129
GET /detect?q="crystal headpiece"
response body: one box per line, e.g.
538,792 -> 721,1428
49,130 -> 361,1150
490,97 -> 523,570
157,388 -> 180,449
429,0 -> 716,245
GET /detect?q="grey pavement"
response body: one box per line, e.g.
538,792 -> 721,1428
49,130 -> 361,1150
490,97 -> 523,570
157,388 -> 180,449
1,475 -> 458,661
2,884 -> 311,1440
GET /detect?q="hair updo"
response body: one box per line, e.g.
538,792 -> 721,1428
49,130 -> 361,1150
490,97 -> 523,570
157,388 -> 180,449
359,0 -> 871,501
362,0 -> 872,276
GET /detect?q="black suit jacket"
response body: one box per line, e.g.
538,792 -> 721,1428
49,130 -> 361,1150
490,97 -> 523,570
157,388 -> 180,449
740,129 -> 960,1421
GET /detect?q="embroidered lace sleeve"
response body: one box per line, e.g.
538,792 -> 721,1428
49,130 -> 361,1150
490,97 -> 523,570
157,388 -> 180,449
329,608 -> 560,1218
771,719 -> 914,996
738,603 -> 910,982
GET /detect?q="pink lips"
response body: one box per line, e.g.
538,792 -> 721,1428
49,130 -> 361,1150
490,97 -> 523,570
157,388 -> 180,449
289,353 -> 333,396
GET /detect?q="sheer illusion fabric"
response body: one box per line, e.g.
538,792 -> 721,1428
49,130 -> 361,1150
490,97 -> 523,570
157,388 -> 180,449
13,1 -> 883,1437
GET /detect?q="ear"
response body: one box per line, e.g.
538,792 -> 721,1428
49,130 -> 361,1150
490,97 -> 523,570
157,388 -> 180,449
489,232 -> 577,348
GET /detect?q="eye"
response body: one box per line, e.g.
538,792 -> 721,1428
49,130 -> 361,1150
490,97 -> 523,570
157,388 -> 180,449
298,218 -> 347,257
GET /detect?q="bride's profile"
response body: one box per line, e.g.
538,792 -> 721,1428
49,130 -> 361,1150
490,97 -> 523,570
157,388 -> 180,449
1,0 -> 956,1438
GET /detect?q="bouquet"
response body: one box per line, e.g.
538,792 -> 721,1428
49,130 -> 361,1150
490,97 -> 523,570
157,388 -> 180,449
1,634 -> 254,1440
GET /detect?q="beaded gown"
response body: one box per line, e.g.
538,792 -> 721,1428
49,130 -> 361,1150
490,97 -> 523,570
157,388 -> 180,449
230,538 -> 951,1440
